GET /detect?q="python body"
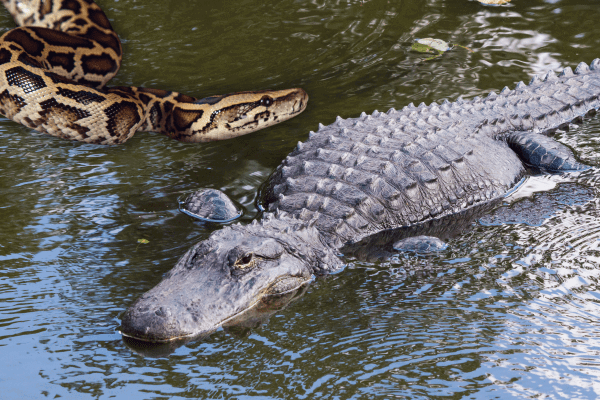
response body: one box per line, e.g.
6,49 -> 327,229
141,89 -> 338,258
0,0 -> 307,144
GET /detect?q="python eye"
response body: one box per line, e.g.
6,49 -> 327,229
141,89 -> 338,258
260,96 -> 273,107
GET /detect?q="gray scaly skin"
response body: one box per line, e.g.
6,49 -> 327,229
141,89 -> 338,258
121,60 -> 598,343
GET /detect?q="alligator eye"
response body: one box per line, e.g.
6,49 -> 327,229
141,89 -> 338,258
234,253 -> 257,270
259,96 -> 273,107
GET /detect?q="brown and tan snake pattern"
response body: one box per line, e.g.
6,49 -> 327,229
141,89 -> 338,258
0,0 -> 308,144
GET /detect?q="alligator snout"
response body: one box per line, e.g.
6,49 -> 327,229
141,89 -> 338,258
121,305 -> 182,343
120,270 -> 312,342
120,293 -> 219,342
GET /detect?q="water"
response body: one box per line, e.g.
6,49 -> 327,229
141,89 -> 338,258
1,0 -> 600,398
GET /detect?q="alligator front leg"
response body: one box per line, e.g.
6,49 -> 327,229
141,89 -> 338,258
505,131 -> 589,171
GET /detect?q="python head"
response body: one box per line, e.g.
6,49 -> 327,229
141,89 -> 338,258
120,216 -> 340,343
176,88 -> 309,142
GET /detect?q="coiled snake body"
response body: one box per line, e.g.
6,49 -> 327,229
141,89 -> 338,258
0,0 -> 308,144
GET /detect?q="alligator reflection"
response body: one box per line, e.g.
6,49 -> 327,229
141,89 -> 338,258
122,284 -> 309,357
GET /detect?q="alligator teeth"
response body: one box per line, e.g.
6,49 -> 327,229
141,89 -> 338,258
296,141 -> 304,151
455,96 -> 464,104
372,110 -> 380,117
318,123 -> 325,131
335,115 -> 344,125
591,58 -> 600,70
544,70 -> 558,81
418,102 -> 426,108
515,81 -> 526,90
500,86 -> 510,95
575,62 -> 590,74
360,112 -> 367,120
487,91 -> 497,99
386,107 -> 396,114
308,130 -> 316,138
559,67 -> 574,77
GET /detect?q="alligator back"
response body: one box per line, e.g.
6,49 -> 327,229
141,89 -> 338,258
264,61 -> 600,247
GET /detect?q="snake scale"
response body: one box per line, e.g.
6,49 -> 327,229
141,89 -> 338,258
0,0 -> 308,144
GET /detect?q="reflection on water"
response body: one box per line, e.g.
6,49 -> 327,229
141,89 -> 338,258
1,0 -> 600,398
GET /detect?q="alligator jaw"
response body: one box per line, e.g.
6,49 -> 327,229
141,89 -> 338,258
119,271 -> 312,343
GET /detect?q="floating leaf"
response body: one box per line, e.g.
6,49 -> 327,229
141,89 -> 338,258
476,0 -> 511,4
412,38 -> 452,54
137,239 -> 150,244
411,38 -> 474,61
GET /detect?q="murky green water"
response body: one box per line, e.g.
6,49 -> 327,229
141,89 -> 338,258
2,0 -> 600,398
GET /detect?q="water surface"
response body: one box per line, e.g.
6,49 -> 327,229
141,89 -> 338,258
1,0 -> 600,398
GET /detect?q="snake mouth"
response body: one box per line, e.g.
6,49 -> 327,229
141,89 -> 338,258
285,89 -> 308,116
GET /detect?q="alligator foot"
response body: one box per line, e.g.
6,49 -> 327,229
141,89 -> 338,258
505,131 -> 589,171
392,236 -> 448,254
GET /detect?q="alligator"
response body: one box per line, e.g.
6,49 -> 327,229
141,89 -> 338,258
120,60 -> 599,343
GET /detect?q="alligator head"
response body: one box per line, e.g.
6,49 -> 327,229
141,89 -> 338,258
120,216 -> 341,342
